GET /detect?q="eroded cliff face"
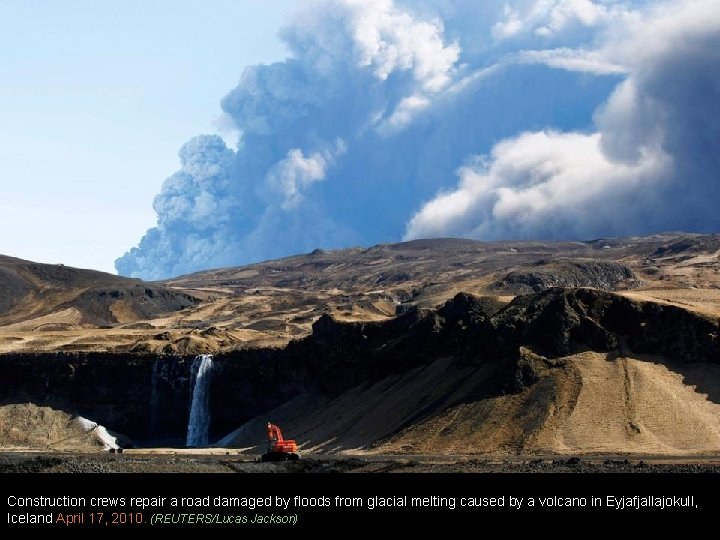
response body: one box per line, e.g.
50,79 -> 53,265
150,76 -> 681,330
1,289 -> 718,450
0,353 -> 191,445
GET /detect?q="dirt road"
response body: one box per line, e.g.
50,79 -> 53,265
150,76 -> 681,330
2,451 -> 719,473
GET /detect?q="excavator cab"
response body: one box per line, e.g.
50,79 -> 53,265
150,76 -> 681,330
262,422 -> 300,461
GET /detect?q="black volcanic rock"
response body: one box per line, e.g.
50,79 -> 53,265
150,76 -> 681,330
489,288 -> 719,362
1,289 -> 717,446
650,234 -> 720,257
439,292 -> 504,324
0,353 -> 195,445
495,259 -> 641,294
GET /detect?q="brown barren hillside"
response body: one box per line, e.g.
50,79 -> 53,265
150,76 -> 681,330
0,255 -> 198,327
218,353 -> 720,456
1,233 -> 719,354
216,288 -> 720,456
0,255 -> 200,353
1,234 -> 719,457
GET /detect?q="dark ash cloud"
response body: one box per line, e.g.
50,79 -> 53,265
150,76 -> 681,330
116,0 -> 719,279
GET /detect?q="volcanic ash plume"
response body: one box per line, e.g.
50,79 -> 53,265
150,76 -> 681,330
117,0 -> 720,280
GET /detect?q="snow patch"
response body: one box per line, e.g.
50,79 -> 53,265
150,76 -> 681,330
76,417 -> 119,450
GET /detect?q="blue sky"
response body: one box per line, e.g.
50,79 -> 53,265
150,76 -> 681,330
0,0 -> 299,273
2,1 -> 718,279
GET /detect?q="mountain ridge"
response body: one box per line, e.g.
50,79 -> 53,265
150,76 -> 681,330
1,232 -> 719,354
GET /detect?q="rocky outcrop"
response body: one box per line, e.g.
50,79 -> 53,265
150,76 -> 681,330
0,403 -> 125,451
650,233 -> 720,257
55,286 -> 198,326
489,288 -> 719,361
0,353 -> 196,446
0,289 -> 717,447
495,260 -> 641,294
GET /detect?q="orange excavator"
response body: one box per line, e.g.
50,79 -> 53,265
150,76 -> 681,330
262,422 -> 300,462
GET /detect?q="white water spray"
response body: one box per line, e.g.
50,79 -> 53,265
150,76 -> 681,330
186,354 -> 214,447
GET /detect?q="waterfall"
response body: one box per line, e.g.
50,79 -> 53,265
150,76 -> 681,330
150,358 -> 163,437
186,354 -> 214,447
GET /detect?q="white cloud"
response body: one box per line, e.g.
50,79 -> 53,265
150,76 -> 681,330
405,131 -> 668,240
492,0 -> 631,41
493,4 -> 524,39
515,47 -> 627,74
267,149 -> 328,209
406,0 -> 720,242
379,94 -> 432,131
266,140 -> 347,209
536,0 -> 611,37
349,0 -> 460,92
